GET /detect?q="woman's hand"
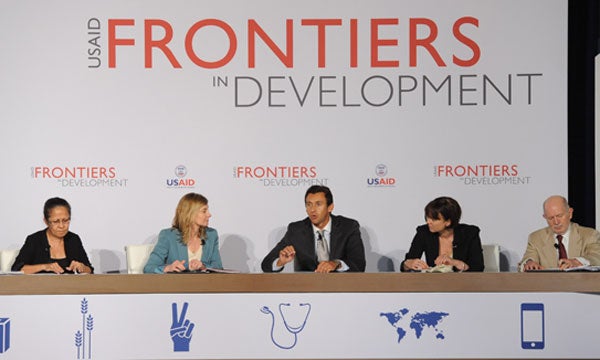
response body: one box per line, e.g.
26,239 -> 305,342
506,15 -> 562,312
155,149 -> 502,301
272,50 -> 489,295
164,260 -> 186,273
435,255 -> 468,271
435,254 -> 454,266
44,262 -> 65,274
188,259 -> 205,271
66,260 -> 91,274
403,258 -> 429,271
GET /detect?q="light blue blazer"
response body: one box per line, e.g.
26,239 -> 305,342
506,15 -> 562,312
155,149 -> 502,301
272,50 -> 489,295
143,227 -> 223,274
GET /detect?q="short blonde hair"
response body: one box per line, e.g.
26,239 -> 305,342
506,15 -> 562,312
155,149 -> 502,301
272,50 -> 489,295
172,193 -> 208,244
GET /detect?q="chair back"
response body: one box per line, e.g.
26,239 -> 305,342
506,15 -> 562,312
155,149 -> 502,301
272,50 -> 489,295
125,244 -> 155,274
482,244 -> 500,272
0,250 -> 20,273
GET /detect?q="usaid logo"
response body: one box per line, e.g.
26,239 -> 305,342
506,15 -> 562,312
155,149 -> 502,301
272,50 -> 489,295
367,164 -> 396,187
375,164 -> 388,177
175,165 -> 187,178
166,165 -> 196,188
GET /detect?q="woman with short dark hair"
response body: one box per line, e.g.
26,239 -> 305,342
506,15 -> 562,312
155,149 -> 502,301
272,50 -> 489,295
401,196 -> 484,272
12,197 -> 93,274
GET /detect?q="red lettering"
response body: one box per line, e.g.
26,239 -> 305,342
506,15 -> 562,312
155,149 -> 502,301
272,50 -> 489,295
350,19 -> 358,68
300,167 -> 309,178
106,17 -> 480,70
144,19 -> 182,68
108,19 -> 135,68
409,18 -> 445,67
301,19 -> 342,68
248,19 -> 293,68
266,167 -> 278,178
371,18 -> 399,68
64,167 -> 76,178
452,16 -> 480,67
185,19 -> 237,68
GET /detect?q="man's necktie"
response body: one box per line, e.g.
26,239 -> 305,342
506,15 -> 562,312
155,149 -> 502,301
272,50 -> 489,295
316,230 -> 329,262
556,234 -> 568,260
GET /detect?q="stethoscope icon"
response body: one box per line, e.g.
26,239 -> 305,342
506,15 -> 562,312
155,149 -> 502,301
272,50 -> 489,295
260,302 -> 311,349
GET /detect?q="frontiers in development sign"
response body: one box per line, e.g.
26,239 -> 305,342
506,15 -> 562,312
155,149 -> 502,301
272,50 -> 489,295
85,14 -> 542,109
433,163 -> 532,186
30,166 -> 128,188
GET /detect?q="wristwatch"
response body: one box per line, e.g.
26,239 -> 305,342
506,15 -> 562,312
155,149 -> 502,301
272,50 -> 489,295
333,259 -> 342,270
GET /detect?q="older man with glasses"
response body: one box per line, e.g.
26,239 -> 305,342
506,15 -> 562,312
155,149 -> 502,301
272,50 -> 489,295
519,195 -> 600,271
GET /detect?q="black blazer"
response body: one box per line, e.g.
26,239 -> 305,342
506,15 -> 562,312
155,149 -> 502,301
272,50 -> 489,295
12,229 -> 94,273
261,214 -> 366,272
400,223 -> 484,272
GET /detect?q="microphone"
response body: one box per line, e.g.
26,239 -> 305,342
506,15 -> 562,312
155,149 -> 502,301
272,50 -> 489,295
554,243 -> 559,249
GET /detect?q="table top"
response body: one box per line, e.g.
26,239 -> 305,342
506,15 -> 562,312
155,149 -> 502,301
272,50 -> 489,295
0,272 -> 598,295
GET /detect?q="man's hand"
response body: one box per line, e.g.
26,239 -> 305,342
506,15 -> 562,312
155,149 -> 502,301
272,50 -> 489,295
315,260 -> 340,273
276,245 -> 296,267
558,258 -> 582,270
523,259 -> 543,271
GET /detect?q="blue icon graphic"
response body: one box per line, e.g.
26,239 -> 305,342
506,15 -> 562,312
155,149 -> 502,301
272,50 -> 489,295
520,303 -> 545,349
260,303 -> 311,349
380,308 -> 449,343
0,318 -> 10,353
74,298 -> 95,359
170,302 -> 194,352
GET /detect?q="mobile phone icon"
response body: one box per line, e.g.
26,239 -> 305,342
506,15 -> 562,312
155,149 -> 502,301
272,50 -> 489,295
520,303 -> 545,349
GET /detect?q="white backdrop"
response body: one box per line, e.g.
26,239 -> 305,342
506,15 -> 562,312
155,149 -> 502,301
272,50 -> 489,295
0,0 -> 568,273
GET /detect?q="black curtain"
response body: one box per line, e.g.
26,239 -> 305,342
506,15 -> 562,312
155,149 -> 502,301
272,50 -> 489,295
568,0 -> 599,226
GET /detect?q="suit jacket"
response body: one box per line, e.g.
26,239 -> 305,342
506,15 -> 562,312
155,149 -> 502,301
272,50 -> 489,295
143,227 -> 223,274
11,229 -> 94,273
261,214 -> 366,272
400,223 -> 484,272
520,222 -> 600,269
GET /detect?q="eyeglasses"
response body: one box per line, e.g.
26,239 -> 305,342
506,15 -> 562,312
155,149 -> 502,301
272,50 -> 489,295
544,213 -> 566,222
48,218 -> 71,226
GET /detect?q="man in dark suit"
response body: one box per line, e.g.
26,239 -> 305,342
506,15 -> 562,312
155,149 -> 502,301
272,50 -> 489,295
261,185 -> 366,273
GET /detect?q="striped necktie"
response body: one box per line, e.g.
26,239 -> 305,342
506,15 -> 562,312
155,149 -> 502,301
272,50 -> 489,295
316,230 -> 329,262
